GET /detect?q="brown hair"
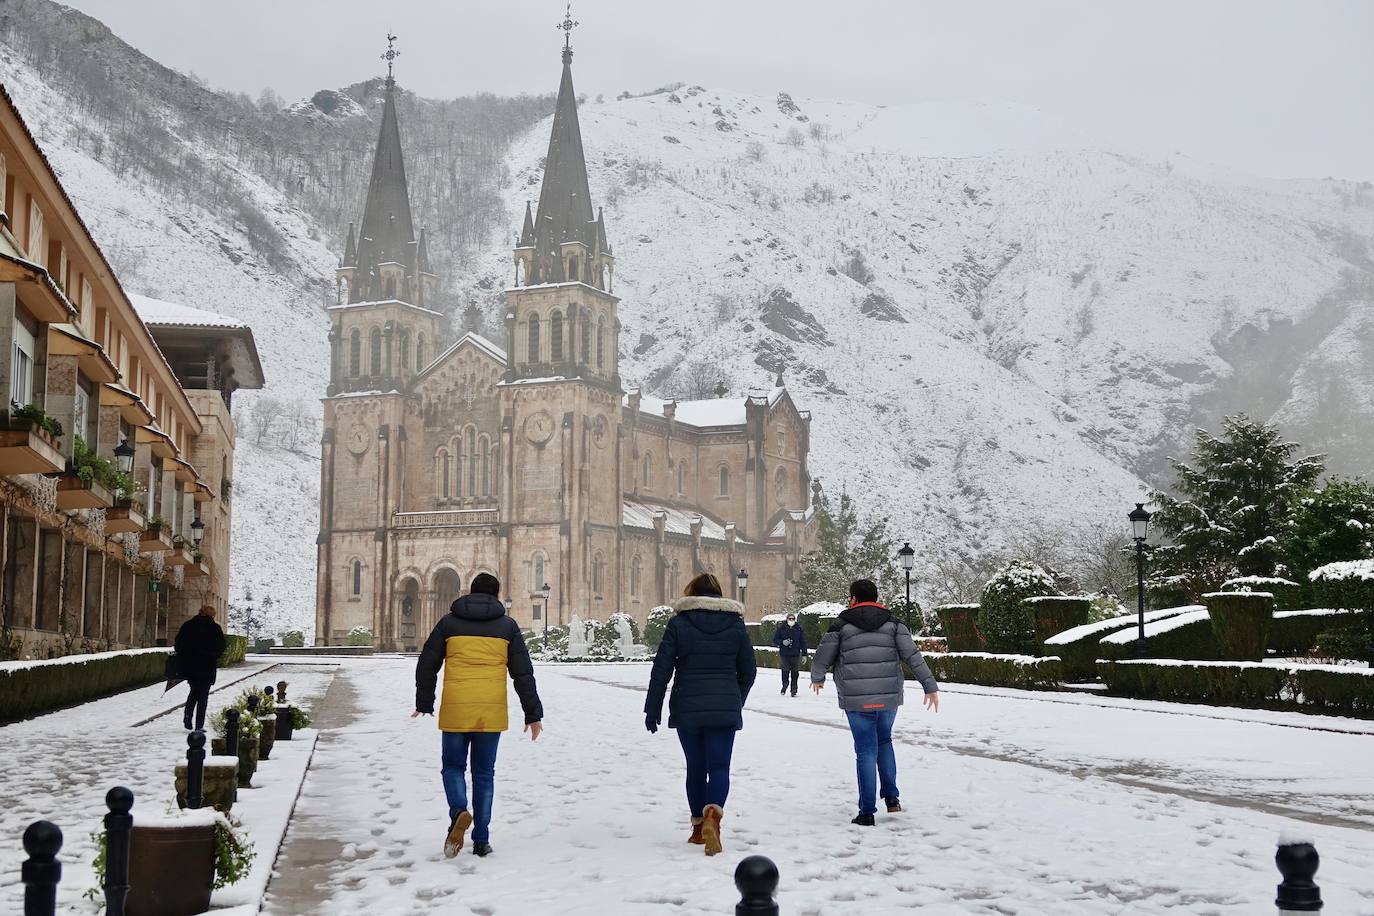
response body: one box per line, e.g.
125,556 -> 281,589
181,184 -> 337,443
683,572 -> 723,598
198,605 -> 218,617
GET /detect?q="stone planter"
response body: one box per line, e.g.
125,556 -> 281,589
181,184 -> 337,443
211,733 -> 259,788
175,757 -> 238,813
257,715 -> 276,760
126,821 -> 215,916
275,705 -> 295,741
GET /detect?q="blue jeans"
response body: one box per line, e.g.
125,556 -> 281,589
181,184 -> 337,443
845,709 -> 899,816
441,731 -> 501,843
676,727 -> 736,817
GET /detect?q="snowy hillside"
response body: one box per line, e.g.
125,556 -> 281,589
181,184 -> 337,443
471,84 -> 1374,566
6,5 -> 1374,635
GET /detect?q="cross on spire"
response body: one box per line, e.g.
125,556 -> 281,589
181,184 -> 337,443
556,3 -> 579,63
381,32 -> 400,84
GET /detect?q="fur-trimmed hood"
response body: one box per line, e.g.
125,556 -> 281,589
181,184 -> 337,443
672,595 -> 746,616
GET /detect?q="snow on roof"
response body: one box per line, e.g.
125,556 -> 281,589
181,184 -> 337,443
622,500 -> 745,544
326,298 -> 445,318
424,331 -> 508,373
768,506 -> 817,538
129,294 -> 247,330
625,385 -> 791,429
1100,607 -> 1210,645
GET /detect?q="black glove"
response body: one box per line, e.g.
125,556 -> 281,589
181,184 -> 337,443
645,713 -> 659,734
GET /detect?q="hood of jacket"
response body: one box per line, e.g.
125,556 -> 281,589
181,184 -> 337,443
673,595 -> 746,635
838,602 -> 891,632
449,592 -> 507,622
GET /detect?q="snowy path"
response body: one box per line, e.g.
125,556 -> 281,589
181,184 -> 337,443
261,660 -> 1374,915
0,658 -> 338,913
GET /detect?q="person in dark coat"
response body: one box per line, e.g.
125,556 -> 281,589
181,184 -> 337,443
645,572 -> 757,857
771,612 -> 808,696
174,605 -> 226,731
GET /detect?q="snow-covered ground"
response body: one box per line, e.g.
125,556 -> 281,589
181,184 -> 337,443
0,658 -> 338,913
241,660 -> 1374,915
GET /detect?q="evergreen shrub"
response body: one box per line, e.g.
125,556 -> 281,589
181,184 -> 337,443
1024,596 -> 1091,650
1223,576 -> 1302,610
977,560 -> 1060,654
753,648 -> 1063,691
1309,561 -> 1374,611
745,622 -> 762,647
1097,610 -> 1220,661
1204,591 -> 1275,661
281,630 -> 305,649
1268,609 -> 1364,657
795,607 -> 842,648
935,604 -> 983,652
1099,660 -> 1374,717
346,627 -> 373,647
0,648 -> 171,722
219,636 -> 247,667
642,606 -> 674,650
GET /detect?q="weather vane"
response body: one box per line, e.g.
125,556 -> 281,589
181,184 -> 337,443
556,3 -> 579,60
381,32 -> 400,82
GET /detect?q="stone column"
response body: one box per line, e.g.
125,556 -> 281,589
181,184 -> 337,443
44,353 -> 80,459
61,540 -> 86,639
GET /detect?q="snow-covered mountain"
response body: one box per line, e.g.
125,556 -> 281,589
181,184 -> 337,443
6,5 -> 1373,635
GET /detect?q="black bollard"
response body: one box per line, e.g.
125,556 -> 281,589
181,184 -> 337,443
264,685 -> 275,704
103,786 -> 133,916
734,855 -> 780,916
1276,840 -> 1322,913
225,709 -> 240,759
186,730 -> 206,809
276,680 -> 288,703
21,820 -> 62,916
246,693 -> 259,716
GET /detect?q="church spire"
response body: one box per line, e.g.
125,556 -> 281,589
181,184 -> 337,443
348,34 -> 419,301
525,4 -> 601,285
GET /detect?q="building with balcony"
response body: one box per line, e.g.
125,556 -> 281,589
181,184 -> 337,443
0,84 -> 258,659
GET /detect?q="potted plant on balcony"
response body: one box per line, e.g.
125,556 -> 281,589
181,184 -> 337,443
90,808 -> 254,915
7,403 -> 63,442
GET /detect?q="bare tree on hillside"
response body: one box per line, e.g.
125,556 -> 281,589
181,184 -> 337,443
250,397 -> 285,446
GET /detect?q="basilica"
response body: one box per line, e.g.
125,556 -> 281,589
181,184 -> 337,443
314,35 -> 817,648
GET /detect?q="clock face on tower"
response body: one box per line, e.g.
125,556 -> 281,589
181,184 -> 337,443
524,411 -> 555,445
346,423 -> 370,456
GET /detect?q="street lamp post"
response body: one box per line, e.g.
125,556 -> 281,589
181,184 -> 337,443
540,582 -> 551,645
897,542 -> 915,626
113,438 -> 135,475
736,568 -> 749,609
1129,502 -> 1153,657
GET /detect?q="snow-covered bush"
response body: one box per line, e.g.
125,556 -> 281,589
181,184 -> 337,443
346,626 -> 373,647
1223,576 -> 1302,610
0,648 -> 171,722
530,624 -> 569,659
643,605 -> 675,649
1100,659 -> 1374,715
280,629 -> 305,648
219,635 -> 247,667
608,611 -> 640,643
977,560 -> 1060,654
1086,592 -> 1127,624
1310,560 -> 1374,611
1204,591 -> 1275,661
935,604 -> 982,652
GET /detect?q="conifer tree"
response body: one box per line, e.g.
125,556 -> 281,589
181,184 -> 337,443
787,490 -> 900,611
1149,415 -> 1324,598
1285,478 -> 1374,581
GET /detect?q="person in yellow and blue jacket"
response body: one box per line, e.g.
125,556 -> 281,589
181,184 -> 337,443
414,573 -> 543,860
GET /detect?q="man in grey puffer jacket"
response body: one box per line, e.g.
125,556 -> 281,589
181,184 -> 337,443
811,579 -> 939,825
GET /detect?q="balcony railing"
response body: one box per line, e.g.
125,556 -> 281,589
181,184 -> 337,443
392,508 -> 499,529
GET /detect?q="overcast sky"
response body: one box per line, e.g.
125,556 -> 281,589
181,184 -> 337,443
59,0 -> 1374,181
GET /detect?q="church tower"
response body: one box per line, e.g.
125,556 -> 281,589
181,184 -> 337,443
499,14 -> 625,625
317,35 -> 442,646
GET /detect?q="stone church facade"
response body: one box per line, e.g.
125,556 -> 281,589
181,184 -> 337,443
315,41 -> 817,648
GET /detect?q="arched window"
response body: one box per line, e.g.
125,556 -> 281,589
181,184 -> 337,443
774,466 -> 788,504
416,333 -> 426,369
642,452 -> 653,489
479,435 -> 491,497
435,568 -> 463,619
437,449 -> 451,498
668,559 -> 680,599
678,461 -> 687,495
349,330 -> 361,377
718,465 -> 730,496
527,313 -> 541,363
351,560 -> 362,596
568,259 -> 578,281
454,435 -> 465,498
581,318 -> 591,363
592,552 -> 605,596
630,556 -> 642,598
466,427 -> 477,496
369,328 -> 382,376
385,277 -> 396,299
399,330 -> 411,370
596,318 -> 605,369
551,309 -> 564,362
530,553 -> 547,593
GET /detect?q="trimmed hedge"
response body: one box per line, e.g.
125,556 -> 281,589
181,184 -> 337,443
935,604 -> 984,652
1204,591 -> 1274,661
0,648 -> 172,723
1099,659 -> 1374,717
757,617 -> 782,648
745,622 -> 762,647
1099,610 -> 1220,661
1223,576 -> 1302,611
754,647 -> 1064,691
1045,607 -> 1198,680
1268,609 -> 1365,656
220,635 -> 248,667
1025,596 -> 1091,650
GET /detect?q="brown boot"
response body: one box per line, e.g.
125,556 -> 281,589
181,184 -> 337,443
687,817 -> 705,845
701,804 -> 724,856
